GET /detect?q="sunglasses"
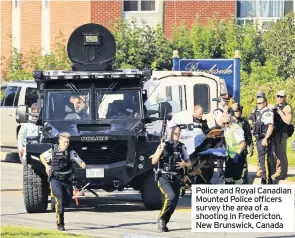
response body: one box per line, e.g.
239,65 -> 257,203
174,133 -> 180,136
223,122 -> 230,125
256,102 -> 265,105
277,95 -> 285,98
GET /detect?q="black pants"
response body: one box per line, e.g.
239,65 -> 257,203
50,178 -> 73,225
157,176 -> 181,224
224,153 -> 246,183
257,138 -> 273,184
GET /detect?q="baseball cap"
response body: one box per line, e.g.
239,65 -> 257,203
277,90 -> 287,97
256,91 -> 265,98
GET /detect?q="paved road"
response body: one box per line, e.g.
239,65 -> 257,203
1,161 -> 295,238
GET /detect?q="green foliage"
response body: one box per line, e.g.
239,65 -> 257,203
2,14 -> 295,122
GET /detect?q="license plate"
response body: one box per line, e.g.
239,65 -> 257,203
86,168 -> 104,178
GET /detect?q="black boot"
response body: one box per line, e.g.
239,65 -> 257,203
57,224 -> 65,231
158,219 -> 168,232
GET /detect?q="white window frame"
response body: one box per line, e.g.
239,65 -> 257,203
13,0 -> 20,8
122,0 -> 158,13
42,0 -> 50,9
236,0 -> 295,30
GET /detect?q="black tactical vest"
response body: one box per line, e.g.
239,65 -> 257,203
51,145 -> 73,180
274,103 -> 290,133
193,117 -> 209,133
253,109 -> 270,138
160,141 -> 184,174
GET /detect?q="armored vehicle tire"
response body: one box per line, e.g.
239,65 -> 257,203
23,165 -> 49,213
141,171 -> 162,210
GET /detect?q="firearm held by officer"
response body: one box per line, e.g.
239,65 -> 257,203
151,126 -> 191,232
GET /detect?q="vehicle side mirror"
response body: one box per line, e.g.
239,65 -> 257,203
16,105 -> 28,123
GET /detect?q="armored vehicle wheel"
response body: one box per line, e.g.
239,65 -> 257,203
141,171 -> 162,210
23,165 -> 49,213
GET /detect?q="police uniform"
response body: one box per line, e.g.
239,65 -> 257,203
41,145 -> 84,229
253,107 -> 274,184
235,117 -> 253,183
157,140 -> 189,231
193,117 -> 209,133
224,122 -> 246,184
273,103 -> 293,178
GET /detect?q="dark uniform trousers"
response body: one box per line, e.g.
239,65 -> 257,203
224,153 -> 246,182
256,139 -> 273,184
157,176 -> 181,224
51,177 -> 73,225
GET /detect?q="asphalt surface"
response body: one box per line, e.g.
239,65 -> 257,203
1,155 -> 295,238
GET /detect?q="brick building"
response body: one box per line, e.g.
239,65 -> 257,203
1,0 -> 294,79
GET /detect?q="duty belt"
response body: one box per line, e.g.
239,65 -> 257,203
52,169 -> 72,181
160,171 -> 182,181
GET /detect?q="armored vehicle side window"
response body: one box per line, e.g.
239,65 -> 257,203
165,85 -> 186,113
193,84 -> 210,113
0,86 -> 20,107
25,87 -> 38,107
97,89 -> 141,119
45,90 -> 90,120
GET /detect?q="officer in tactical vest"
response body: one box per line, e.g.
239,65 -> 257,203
231,102 -> 254,183
248,91 -> 266,177
271,90 -> 293,180
151,126 -> 191,232
253,97 -> 274,184
222,114 -> 247,184
193,105 -> 209,133
40,132 -> 86,231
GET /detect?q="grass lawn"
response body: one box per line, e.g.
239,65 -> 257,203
1,225 -> 94,238
248,135 -> 295,167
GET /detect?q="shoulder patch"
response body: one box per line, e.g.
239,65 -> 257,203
265,112 -> 271,117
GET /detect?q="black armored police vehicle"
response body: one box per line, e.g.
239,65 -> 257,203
16,23 -> 167,213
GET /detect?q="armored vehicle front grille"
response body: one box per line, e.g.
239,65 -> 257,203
70,141 -> 128,165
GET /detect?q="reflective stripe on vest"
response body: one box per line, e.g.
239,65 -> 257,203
225,123 -> 241,158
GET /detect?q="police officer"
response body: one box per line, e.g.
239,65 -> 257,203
253,97 -> 274,184
271,90 -> 293,180
151,126 -> 190,232
18,103 -> 39,164
222,114 -> 247,184
213,94 -> 231,128
40,132 -> 87,231
193,105 -> 209,133
231,102 -> 254,183
249,91 -> 270,177
213,93 -> 231,182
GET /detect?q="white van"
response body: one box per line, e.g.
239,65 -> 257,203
144,71 -> 228,154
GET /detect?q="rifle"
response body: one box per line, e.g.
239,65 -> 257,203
154,108 -> 168,181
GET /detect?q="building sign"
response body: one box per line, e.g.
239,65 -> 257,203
179,59 -> 236,99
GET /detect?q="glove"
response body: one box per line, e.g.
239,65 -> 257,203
233,154 -> 239,164
249,143 -> 254,157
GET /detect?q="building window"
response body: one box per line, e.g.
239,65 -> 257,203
14,0 -> 20,8
43,0 -> 50,9
193,84 -> 210,113
237,0 -> 294,30
123,0 -> 156,12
